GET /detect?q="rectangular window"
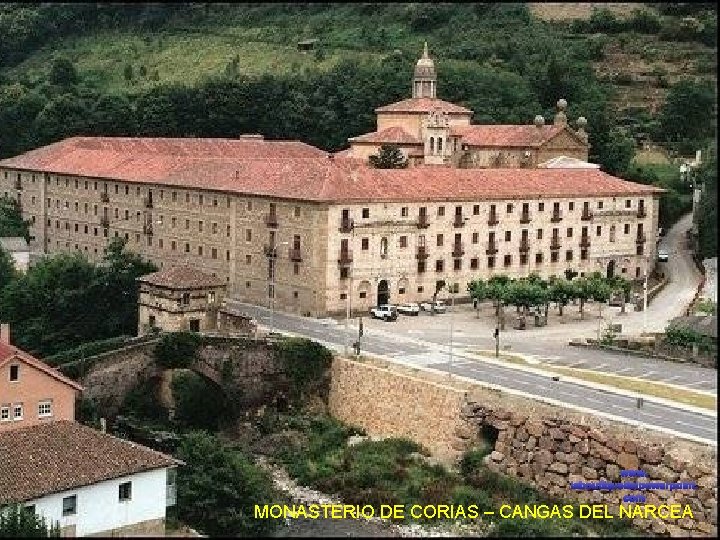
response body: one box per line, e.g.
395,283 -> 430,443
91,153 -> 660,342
119,481 -> 132,502
625,199 -> 631,208
598,201 -> 604,209
13,404 -> 23,420
9,365 -> 19,381
212,223 -> 218,234
506,203 -> 513,214
567,227 -> 573,238
400,236 -> 408,248
198,246 -> 203,256
198,220 -> 203,232
246,229 -> 252,242
551,251 -> 559,263
435,260 -> 444,272
199,195 -> 204,205
38,400 -> 52,417
62,495 -> 77,516
537,229 -> 543,240
453,258 -> 461,271
487,256 -> 495,268
569,202 -> 575,211
438,206 -> 445,216
185,243 -> 190,253
246,255 -> 251,265
536,253 -> 543,264
362,208 -> 369,218
624,224 -> 630,234
436,234 -> 443,247
566,250 -> 573,261
227,225 -> 231,238
401,207 -> 408,217
470,258 -> 478,270
473,204 -> 480,215
596,225 -> 602,236
361,238 -> 369,250
503,254 -> 511,267
212,248 -> 217,259
172,191 -> 177,202
504,231 -> 511,242
1,406 -> 9,421
538,202 -> 544,212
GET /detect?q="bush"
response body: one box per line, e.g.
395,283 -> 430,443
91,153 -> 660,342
274,337 -> 332,397
121,379 -> 166,420
153,332 -> 201,369
0,504 -> 60,537
43,335 -> 132,366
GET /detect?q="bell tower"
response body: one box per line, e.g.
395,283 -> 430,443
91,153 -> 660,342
423,108 -> 449,165
413,42 -> 437,99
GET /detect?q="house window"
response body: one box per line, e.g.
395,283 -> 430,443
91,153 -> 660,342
520,254 -> 528,265
211,248 -> 217,259
596,225 -> 602,236
470,258 -> 478,269
293,263 -> 299,275
436,234 -> 444,247
503,255 -> 512,267
198,246 -> 203,256
362,208 -> 369,218
551,251 -> 559,263
506,203 -> 513,214
538,202 -> 544,212
401,207 -> 408,217
537,229 -> 543,240
624,224 -> 630,234
246,255 -> 252,264
246,229 -> 252,242
185,243 -> 190,253
569,202 -> 575,211
181,293 -> 190,305
625,199 -> 631,208
567,227 -> 573,238
294,206 -> 301,217
536,253 -> 543,264
610,225 -> 616,242
504,231 -> 511,242
62,495 -> 77,516
119,481 -> 132,502
199,195 -> 204,205
438,206 -> 445,217
487,256 -> 496,268
473,204 -> 480,215
13,404 -> 23,420
38,400 -> 52,418
598,201 -> 604,209
566,250 -> 573,261
359,291 -> 367,299
198,220 -> 203,232
435,260 -> 444,272
417,286 -> 424,293
361,238 -> 369,250
380,237 -> 388,258
472,232 -> 479,244
9,365 -> 19,382
1,406 -> 9,421
399,287 -> 406,294
399,236 -> 408,248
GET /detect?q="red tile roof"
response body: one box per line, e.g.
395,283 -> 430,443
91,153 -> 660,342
348,126 -> 422,145
0,137 -> 662,203
138,265 -> 226,289
375,97 -> 473,115
450,125 -> 585,148
0,421 -> 181,504
0,342 -> 83,391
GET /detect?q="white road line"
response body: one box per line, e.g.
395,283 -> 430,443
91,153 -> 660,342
639,412 -> 663,419
674,420 -> 717,433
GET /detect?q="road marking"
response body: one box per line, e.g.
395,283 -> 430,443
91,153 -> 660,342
639,412 -> 663,419
674,420 -> 717,433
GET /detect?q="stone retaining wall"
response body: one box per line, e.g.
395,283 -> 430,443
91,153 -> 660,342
329,357 -> 717,536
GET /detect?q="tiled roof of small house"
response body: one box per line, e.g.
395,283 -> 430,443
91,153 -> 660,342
0,421 -> 181,504
450,124 -> 583,148
137,265 -> 226,289
348,126 -> 422,145
0,342 -> 83,391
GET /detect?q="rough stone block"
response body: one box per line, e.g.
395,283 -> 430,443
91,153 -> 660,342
526,436 -> 537,449
549,462 -> 568,474
606,463 -> 621,481
616,452 -> 640,471
646,464 -> 679,483
588,427 -> 608,444
581,466 -> 598,480
575,439 -> 590,455
538,436 -> 554,450
526,422 -> 544,437
490,450 -> 505,462
623,439 -> 637,453
638,445 -> 663,464
560,440 -> 574,453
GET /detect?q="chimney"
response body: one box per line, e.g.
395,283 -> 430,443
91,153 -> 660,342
0,323 -> 9,345
100,418 -> 107,433
554,98 -> 568,127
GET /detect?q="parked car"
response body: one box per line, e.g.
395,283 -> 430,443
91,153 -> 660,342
397,303 -> 420,316
657,249 -> 669,262
419,300 -> 447,313
608,292 -> 625,307
370,304 -> 398,321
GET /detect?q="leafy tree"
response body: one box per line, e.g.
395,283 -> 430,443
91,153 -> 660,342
123,63 -> 134,82
0,195 -> 30,240
153,331 -> 201,369
467,278 -> 487,318
588,273 -> 612,318
0,504 -> 60,537
33,93 -> 91,144
0,246 -> 16,290
89,93 -> 136,135
572,276 -> 593,320
600,128 -> 635,176
368,144 -> 408,169
486,275 -> 510,317
547,276 -> 575,317
176,431 -> 279,537
695,147 -> 717,259
659,79 -> 717,149
274,337 -> 332,399
48,56 -> 78,87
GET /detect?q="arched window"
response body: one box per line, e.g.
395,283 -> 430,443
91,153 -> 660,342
429,137 -> 435,154
380,237 -> 388,258
438,137 -> 443,153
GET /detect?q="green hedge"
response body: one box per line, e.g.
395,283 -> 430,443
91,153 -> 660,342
44,335 -> 133,366
664,326 -> 716,353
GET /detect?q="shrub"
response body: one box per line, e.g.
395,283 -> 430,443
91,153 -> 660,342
121,378 -> 166,420
0,504 -> 60,537
273,337 -> 332,397
43,335 -> 132,366
171,371 -> 230,429
153,332 -> 201,369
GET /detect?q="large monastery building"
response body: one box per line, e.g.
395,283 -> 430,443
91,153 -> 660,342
0,45 -> 662,318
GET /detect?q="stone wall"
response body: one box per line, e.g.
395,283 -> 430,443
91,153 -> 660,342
329,356 -> 717,536
329,357 -> 474,463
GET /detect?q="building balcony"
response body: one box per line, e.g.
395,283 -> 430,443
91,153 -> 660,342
452,243 -> 465,257
520,213 -> 531,224
416,214 -> 430,228
264,213 -> 279,228
338,249 -> 353,265
486,242 -> 498,255
339,218 -> 354,233
416,246 -> 429,259
288,248 -> 303,262
637,207 -> 647,218
636,234 -> 646,244
580,236 -> 591,248
453,215 -> 465,228
487,215 -> 499,226
100,217 -> 110,228
519,240 -> 530,252
550,238 -> 561,250
100,192 -> 110,203
550,211 -> 563,223
581,211 -> 593,221
143,197 -> 153,208
263,245 -> 278,258
143,224 -> 153,236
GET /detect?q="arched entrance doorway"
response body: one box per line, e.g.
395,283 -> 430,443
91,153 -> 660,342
606,259 -> 616,279
377,280 -> 390,306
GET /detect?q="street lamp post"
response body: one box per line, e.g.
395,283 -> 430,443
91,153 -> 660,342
269,241 -> 289,336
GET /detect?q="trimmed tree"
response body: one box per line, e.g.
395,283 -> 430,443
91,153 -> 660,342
547,276 -> 576,317
368,144 -> 408,169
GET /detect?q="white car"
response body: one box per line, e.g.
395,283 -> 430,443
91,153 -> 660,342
397,303 -> 420,316
657,249 -> 669,262
369,304 -> 398,321
419,300 -> 447,313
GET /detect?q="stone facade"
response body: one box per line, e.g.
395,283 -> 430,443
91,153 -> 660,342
326,195 -> 659,315
329,356 -> 717,537
86,517 -> 166,537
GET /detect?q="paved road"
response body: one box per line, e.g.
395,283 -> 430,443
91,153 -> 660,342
225,299 -> 716,444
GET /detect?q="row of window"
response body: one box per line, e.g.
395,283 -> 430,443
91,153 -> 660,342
341,199 -> 645,221
52,481 -> 132,518
0,400 -> 52,422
